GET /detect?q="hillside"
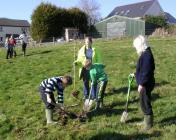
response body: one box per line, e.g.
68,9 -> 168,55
0,37 -> 176,140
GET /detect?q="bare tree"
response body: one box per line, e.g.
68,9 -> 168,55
78,0 -> 101,26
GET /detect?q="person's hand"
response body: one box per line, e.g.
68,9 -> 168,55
73,61 -> 77,66
129,73 -> 135,78
138,85 -> 146,94
46,94 -> 52,103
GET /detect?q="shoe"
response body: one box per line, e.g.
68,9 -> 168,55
140,115 -> 153,131
83,95 -> 88,100
99,100 -> 104,108
90,96 -> 96,100
45,109 -> 57,125
136,119 -> 145,126
95,101 -> 100,110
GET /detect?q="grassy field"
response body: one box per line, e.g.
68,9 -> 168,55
0,37 -> 176,140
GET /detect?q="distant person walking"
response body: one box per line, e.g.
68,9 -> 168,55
19,31 -> 28,56
9,35 -> 17,57
5,37 -> 13,59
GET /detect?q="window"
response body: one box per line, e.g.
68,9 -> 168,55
21,27 -> 27,33
6,34 -> 11,38
124,10 -> 130,16
115,11 -> 119,15
13,34 -> 19,38
0,26 -> 3,32
0,37 -> 3,41
120,10 -> 124,15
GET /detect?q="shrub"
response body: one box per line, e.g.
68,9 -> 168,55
144,15 -> 168,28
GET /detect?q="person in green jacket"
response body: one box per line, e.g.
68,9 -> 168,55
84,59 -> 108,109
74,37 -> 101,99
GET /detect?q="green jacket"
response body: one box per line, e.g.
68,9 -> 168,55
89,63 -> 108,85
75,45 -> 101,78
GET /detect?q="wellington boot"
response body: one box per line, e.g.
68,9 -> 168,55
99,100 -> 104,109
141,115 -> 153,131
136,120 -> 145,126
45,109 -> 57,125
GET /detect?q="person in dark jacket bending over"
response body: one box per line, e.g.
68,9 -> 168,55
133,35 -> 155,130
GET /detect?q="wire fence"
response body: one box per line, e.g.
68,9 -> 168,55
1,27 -> 174,48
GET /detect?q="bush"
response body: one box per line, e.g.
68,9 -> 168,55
67,8 -> 88,33
144,15 -> 168,28
31,3 -> 88,42
31,3 -> 60,42
167,25 -> 176,35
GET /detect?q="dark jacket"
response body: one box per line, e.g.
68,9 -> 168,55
136,47 -> 155,90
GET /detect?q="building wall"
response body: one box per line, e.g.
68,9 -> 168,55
65,28 -> 79,42
94,15 -> 145,38
0,26 -> 29,43
145,0 -> 164,16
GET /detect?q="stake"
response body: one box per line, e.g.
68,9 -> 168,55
73,38 -> 76,90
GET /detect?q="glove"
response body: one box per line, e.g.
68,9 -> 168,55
129,73 -> 135,78
73,61 -> 77,66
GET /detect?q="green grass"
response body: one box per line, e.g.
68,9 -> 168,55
0,37 -> 176,140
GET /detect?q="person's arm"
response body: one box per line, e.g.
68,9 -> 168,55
74,46 -> 86,66
14,39 -> 16,45
19,34 -> 23,39
57,88 -> 64,104
43,78 -> 56,103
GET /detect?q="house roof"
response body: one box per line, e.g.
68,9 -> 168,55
0,18 -> 30,27
107,0 -> 155,18
164,12 -> 176,24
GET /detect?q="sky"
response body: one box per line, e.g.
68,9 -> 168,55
0,0 -> 176,23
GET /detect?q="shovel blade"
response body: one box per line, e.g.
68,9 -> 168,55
83,99 -> 93,112
120,111 -> 128,123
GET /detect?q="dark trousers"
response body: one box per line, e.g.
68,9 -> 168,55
39,86 -> 56,109
22,43 -> 27,56
13,48 -> 17,57
6,47 -> 13,59
139,87 -> 153,115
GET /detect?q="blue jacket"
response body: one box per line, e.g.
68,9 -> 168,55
136,47 -> 155,89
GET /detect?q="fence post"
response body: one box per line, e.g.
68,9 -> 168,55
53,37 -> 55,45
